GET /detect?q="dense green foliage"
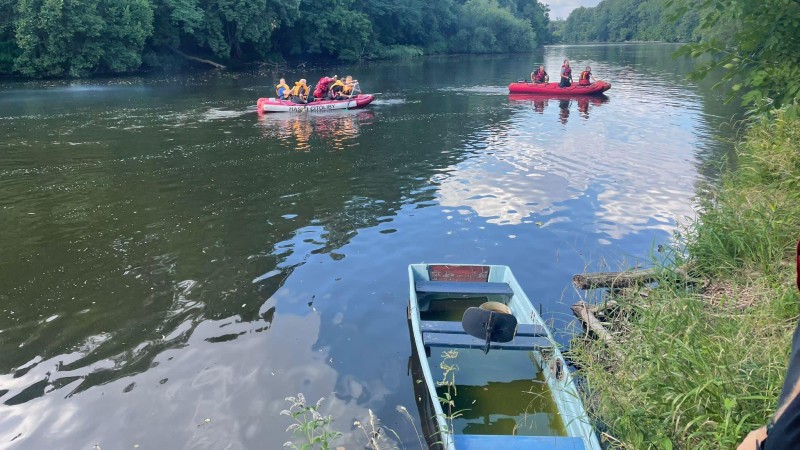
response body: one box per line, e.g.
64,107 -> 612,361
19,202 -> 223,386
0,0 -> 551,77
572,109 -> 800,449
557,0 -> 698,43
675,0 -> 800,114
453,0 -> 538,53
14,0 -> 154,77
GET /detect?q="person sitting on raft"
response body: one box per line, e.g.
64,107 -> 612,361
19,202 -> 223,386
328,77 -> 346,100
290,79 -> 310,104
312,75 -> 337,101
579,66 -> 595,86
531,65 -> 548,84
559,59 -> 572,88
275,78 -> 290,100
342,76 -> 359,98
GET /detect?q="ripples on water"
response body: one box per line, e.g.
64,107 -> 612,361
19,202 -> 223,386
0,45 -> 739,449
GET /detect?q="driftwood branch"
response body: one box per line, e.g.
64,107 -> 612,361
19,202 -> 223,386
573,265 -> 705,290
571,301 -> 614,344
572,268 -> 659,290
171,48 -> 227,69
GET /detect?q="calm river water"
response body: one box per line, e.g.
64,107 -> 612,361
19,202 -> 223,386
0,44 -> 738,449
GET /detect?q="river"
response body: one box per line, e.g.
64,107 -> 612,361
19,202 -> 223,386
0,44 -> 739,449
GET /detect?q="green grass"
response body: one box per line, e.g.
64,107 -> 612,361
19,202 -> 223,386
571,109 -> 800,449
686,110 -> 800,278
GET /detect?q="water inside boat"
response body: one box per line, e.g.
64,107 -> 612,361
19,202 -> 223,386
420,296 -> 567,437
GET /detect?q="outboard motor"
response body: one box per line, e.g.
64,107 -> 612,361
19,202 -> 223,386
462,302 -> 518,354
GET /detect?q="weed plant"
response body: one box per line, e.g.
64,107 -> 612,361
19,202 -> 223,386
282,394 -> 342,450
571,109 -> 800,449
282,393 -> 427,450
435,349 -> 465,449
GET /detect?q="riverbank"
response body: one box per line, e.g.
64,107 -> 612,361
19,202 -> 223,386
571,109 -> 800,449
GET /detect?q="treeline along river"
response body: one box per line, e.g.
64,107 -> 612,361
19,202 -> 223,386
0,44 -> 739,448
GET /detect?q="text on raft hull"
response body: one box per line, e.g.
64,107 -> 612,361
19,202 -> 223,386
256,94 -> 375,113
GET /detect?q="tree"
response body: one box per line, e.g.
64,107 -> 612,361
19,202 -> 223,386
14,0 -> 153,77
499,0 -> 552,43
274,0 -> 371,61
451,0 -> 537,53
561,0 -> 700,43
0,0 -> 17,74
353,0 -> 423,46
149,0 -> 300,62
674,0 -> 800,114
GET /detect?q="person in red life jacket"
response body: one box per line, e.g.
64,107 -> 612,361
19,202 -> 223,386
531,65 -> 548,84
579,66 -> 595,86
275,78 -> 290,100
736,240 -> 800,449
312,75 -> 337,101
559,59 -> 572,88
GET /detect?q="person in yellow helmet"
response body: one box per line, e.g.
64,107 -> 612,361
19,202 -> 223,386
290,79 -> 310,104
275,78 -> 290,100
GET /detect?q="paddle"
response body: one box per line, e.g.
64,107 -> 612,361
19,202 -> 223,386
342,82 -> 362,110
462,305 -> 518,354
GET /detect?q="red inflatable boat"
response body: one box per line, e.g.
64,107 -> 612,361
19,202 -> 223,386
508,80 -> 611,95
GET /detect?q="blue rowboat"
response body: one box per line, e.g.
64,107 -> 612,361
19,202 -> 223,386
407,264 -> 602,450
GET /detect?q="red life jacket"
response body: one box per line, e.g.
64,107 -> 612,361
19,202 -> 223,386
579,70 -> 591,85
534,70 -> 546,82
562,65 -> 571,78
313,77 -> 334,98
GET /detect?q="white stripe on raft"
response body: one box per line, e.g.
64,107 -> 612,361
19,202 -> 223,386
256,94 -> 375,113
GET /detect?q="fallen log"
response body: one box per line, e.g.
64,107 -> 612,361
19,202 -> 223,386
171,48 -> 227,69
572,268 -> 658,290
571,301 -> 613,344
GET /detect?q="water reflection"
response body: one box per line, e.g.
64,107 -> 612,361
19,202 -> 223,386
559,100 -> 570,124
258,110 -> 375,151
439,74 -> 706,240
508,94 -> 609,123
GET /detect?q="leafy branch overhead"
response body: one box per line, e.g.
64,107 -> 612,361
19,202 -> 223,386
672,0 -> 800,114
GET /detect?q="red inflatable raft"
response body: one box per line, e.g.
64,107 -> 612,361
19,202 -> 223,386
508,80 -> 611,95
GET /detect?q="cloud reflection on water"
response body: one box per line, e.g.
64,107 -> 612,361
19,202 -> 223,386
436,83 -> 701,242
